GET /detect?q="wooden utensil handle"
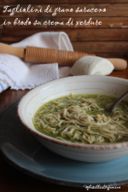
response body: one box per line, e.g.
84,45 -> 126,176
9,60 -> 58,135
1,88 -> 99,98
25,46 -> 127,70
25,46 -> 88,65
108,58 -> 127,71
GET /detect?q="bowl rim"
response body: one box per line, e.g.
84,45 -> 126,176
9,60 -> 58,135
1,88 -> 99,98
18,75 -> 128,150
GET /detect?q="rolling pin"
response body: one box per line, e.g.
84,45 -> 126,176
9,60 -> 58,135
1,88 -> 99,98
0,44 -> 127,70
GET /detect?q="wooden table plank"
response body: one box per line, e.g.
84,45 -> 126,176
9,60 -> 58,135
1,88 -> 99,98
0,4 -> 128,17
1,28 -> 128,42
0,17 -> 128,29
1,0 -> 128,4
74,41 -> 128,53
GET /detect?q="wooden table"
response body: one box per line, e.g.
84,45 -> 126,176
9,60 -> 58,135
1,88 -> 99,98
0,69 -> 128,192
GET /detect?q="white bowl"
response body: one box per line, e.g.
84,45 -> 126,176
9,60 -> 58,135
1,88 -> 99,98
18,76 -> 128,162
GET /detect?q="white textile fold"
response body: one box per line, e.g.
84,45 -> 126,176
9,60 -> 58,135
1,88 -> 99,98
0,32 -> 73,93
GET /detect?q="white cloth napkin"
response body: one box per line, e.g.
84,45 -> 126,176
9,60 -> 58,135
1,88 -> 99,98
0,32 -> 73,93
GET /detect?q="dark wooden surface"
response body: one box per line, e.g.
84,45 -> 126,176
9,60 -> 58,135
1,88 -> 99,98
0,70 -> 128,192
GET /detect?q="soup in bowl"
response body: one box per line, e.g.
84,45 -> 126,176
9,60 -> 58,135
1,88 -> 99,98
18,76 -> 128,162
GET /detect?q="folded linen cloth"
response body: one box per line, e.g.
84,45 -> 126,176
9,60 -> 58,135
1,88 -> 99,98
71,56 -> 114,76
0,32 -> 73,93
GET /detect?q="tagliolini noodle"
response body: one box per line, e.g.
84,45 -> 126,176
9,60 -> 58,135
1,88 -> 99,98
33,94 -> 128,144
